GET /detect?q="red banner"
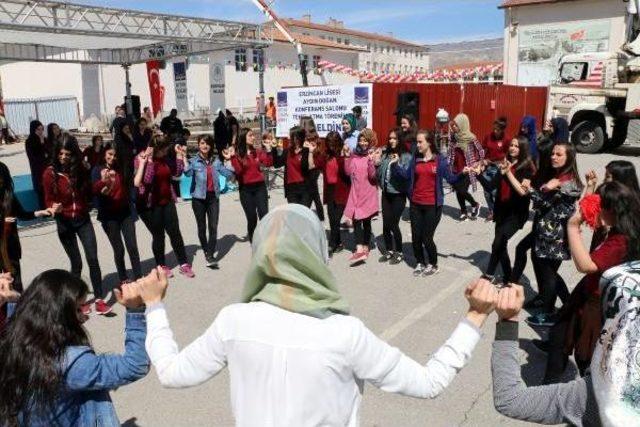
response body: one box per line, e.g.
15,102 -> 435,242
146,61 -> 164,117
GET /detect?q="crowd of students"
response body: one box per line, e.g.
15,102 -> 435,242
0,107 -> 639,426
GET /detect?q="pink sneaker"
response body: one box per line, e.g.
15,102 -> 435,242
349,251 -> 367,265
95,299 -> 112,315
161,265 -> 174,278
179,263 -> 195,278
81,303 -> 92,316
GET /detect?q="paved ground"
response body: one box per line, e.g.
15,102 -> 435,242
4,142 -> 640,426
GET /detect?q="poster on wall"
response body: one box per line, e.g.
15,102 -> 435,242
517,20 -> 610,86
209,61 -> 225,113
276,83 -> 373,138
172,61 -> 188,112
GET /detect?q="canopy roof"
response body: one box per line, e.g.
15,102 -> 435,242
0,0 -> 272,64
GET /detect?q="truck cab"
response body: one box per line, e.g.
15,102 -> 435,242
546,51 -> 635,153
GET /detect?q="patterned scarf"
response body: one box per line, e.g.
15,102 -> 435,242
592,261 -> 640,426
241,204 -> 350,319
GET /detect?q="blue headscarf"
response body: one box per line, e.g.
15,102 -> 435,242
520,115 -> 538,160
551,117 -> 570,144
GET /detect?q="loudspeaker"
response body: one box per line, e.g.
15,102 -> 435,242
125,95 -> 141,120
396,92 -> 420,126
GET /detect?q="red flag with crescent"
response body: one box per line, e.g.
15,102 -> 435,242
146,61 -> 163,117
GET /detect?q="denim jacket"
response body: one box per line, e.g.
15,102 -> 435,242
375,152 -> 412,194
183,155 -> 234,199
22,311 -> 149,427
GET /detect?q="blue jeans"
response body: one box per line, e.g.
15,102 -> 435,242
479,164 -> 499,213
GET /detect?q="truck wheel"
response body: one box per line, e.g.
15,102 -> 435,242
605,119 -> 629,151
571,121 -> 605,154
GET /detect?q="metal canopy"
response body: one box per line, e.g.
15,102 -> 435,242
0,0 -> 272,64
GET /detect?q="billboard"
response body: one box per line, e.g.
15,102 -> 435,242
172,61 -> 188,112
275,83 -> 373,138
517,20 -> 610,86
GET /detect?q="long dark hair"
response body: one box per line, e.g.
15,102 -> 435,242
509,136 -> 534,173
399,114 -> 418,147
299,116 -> 318,142
554,141 -> 583,189
150,135 -> 172,159
0,161 -> 15,218
99,141 -> 121,172
605,160 -> 639,193
598,181 -> 640,261
28,120 -> 43,138
197,135 -> 215,161
386,127 -> 405,155
534,135 -> 555,186
0,270 -> 90,424
325,131 -> 343,158
52,133 -> 87,195
288,126 -> 306,156
237,127 -> 254,159
46,123 -> 61,145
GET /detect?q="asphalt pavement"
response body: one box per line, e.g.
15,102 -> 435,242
5,142 -> 640,426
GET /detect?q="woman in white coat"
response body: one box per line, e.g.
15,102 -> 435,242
137,204 -> 497,426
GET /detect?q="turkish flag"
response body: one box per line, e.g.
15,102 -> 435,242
146,61 -> 163,118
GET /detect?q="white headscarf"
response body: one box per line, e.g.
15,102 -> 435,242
591,261 -> 640,426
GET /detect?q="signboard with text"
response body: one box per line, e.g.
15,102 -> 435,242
172,61 -> 188,112
517,20 -> 610,86
209,61 -> 226,113
275,83 -> 373,138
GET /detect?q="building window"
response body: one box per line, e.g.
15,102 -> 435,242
337,37 -> 342,43
320,35 -> 325,39
344,39 -> 350,45
312,55 -> 321,69
235,48 -> 247,72
252,49 -> 264,71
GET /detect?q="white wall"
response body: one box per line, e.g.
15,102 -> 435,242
0,42 -> 360,125
503,0 -> 627,85
288,25 -> 429,73
0,62 -> 82,102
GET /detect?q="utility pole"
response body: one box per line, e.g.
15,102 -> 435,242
251,0 -> 308,87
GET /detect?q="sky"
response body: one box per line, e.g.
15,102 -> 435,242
79,0 -> 505,45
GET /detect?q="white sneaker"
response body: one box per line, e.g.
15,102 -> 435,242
413,263 -> 426,277
423,265 -> 441,276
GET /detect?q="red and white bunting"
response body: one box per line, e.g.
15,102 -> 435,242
314,60 -> 503,83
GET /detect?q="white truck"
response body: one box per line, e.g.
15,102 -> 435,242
546,51 -> 640,153
546,1 -> 640,153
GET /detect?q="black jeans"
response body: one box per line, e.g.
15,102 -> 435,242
326,188 -> 345,249
56,217 -> 103,299
532,256 -> 569,313
410,204 -> 442,266
239,183 -> 269,242
452,175 -> 478,212
139,203 -> 188,266
486,216 -> 522,279
353,217 -> 373,247
192,192 -> 220,257
101,215 -> 142,282
381,192 -> 405,253
307,172 -> 324,221
286,183 -> 311,207
511,231 -> 534,283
